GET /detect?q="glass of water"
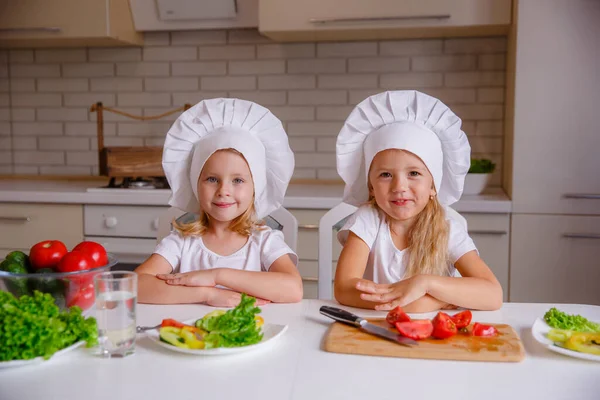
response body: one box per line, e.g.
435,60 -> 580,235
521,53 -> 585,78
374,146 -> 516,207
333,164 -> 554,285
94,271 -> 137,358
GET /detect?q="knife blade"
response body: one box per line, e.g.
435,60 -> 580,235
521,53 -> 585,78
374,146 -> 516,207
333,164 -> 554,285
320,305 -> 418,347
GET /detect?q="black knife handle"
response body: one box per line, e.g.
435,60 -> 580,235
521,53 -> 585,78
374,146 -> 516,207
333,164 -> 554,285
319,306 -> 363,327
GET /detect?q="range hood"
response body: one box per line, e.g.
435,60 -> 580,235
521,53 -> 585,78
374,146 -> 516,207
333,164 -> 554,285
129,0 -> 258,31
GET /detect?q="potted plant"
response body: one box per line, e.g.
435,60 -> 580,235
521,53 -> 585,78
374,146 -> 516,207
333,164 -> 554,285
463,158 -> 496,195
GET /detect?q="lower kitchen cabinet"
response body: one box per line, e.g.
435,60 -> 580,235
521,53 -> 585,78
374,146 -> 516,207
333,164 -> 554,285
463,212 -> 510,302
0,203 -> 83,258
510,214 -> 600,305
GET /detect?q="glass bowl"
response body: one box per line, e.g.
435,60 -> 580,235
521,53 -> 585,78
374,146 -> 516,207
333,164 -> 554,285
0,253 -> 118,311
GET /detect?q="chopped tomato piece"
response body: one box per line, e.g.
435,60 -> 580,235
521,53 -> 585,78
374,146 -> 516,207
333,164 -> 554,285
394,320 -> 433,340
472,323 -> 498,337
432,312 -> 458,339
161,318 -> 186,329
386,306 -> 411,326
450,310 -> 472,329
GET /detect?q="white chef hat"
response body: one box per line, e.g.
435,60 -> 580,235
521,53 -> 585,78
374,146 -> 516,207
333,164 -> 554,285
162,98 -> 294,219
337,90 -> 471,206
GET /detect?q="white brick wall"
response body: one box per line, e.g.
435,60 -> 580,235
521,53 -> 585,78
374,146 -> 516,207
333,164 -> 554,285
1,30 -> 507,185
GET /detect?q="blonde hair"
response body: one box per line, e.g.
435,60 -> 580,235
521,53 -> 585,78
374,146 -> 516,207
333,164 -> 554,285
173,148 -> 264,237
369,193 -> 450,279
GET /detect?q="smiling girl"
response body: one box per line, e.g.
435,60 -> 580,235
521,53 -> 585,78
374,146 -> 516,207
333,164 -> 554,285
135,98 -> 302,307
334,91 -> 502,312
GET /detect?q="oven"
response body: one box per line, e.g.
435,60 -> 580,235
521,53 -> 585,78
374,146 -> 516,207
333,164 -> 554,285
84,204 -> 168,271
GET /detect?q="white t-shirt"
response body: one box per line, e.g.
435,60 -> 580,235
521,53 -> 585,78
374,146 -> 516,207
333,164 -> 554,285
154,226 -> 298,274
337,205 -> 477,284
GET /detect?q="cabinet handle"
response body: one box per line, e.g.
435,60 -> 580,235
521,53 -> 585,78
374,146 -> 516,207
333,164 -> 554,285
0,216 -> 31,223
563,193 -> 600,200
299,224 -> 319,230
563,233 -> 600,239
469,230 -> 508,235
0,27 -> 62,33
309,14 -> 450,24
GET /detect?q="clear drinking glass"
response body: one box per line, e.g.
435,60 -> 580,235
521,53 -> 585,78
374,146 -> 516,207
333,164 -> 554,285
94,271 -> 137,358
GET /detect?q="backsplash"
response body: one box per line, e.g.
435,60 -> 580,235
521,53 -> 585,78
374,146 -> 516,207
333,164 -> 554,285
0,30 -> 506,184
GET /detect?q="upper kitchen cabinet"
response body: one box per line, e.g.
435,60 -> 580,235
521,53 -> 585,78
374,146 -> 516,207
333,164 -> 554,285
129,0 -> 258,31
0,0 -> 143,48
509,0 -> 600,215
259,0 -> 512,42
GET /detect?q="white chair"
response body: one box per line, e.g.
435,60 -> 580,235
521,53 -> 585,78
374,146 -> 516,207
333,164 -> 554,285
317,203 -> 357,300
317,203 -> 468,300
156,206 -> 298,252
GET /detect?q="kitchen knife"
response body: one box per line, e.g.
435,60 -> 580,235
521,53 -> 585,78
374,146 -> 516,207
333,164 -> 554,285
320,306 -> 418,347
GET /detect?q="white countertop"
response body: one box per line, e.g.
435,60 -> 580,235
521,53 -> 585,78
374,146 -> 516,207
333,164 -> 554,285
0,179 -> 511,212
0,300 -> 598,400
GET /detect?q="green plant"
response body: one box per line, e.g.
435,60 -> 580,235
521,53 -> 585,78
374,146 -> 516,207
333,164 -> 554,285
468,158 -> 496,174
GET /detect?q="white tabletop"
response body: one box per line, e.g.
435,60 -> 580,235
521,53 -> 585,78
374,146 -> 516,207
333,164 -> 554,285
1,301 -> 598,400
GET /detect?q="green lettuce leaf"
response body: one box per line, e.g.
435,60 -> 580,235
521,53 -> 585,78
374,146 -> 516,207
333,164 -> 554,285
0,290 -> 98,361
196,293 -> 263,349
544,307 -> 600,332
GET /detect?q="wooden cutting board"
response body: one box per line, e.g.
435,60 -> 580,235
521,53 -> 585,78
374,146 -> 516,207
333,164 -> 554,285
324,318 -> 525,362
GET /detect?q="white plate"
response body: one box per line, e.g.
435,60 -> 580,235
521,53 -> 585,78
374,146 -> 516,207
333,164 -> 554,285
531,318 -> 600,362
0,340 -> 85,369
146,319 -> 288,356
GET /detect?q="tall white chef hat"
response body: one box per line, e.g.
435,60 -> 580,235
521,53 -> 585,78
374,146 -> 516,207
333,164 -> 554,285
336,90 -> 471,206
162,98 -> 294,219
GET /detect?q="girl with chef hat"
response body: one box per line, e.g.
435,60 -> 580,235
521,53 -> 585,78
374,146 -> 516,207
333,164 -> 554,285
334,91 -> 502,312
135,98 -> 303,307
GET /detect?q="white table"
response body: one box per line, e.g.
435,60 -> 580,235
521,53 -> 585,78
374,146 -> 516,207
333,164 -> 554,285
1,301 -> 599,400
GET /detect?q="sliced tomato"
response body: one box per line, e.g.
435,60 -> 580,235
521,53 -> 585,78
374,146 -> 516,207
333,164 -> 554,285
472,323 -> 498,337
450,310 -> 472,329
386,306 -> 411,326
161,318 -> 187,329
394,320 -> 433,340
431,312 -> 458,339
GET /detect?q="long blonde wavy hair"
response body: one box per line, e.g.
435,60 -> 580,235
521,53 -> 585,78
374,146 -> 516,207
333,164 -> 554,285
173,148 -> 264,237
369,191 -> 450,279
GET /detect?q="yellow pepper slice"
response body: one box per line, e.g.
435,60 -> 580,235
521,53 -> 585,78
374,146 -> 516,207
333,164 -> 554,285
563,332 -> 600,356
255,315 -> 264,327
179,328 -> 205,349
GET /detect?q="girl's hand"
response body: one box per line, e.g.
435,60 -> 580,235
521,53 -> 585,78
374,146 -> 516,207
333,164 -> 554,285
205,288 -> 271,308
356,275 -> 429,311
156,270 -> 218,287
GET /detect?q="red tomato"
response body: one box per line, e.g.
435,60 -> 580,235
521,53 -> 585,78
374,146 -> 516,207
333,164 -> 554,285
66,283 -> 95,311
450,310 -> 472,329
29,240 -> 68,270
386,306 -> 411,326
161,318 -> 187,328
472,323 -> 498,337
431,312 -> 458,339
394,320 -> 434,340
56,251 -> 96,273
73,241 -> 108,267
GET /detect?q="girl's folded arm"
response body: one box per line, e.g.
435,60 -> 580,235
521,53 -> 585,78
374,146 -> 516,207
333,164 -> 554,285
334,232 -> 383,309
135,254 -> 214,304
424,250 -> 503,311
214,254 -> 303,303
402,295 -> 451,314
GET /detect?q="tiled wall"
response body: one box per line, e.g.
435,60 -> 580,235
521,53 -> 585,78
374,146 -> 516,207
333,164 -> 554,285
0,30 -> 506,184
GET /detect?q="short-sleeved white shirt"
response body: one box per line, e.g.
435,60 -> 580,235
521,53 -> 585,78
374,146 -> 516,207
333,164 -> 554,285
154,227 -> 298,274
337,205 -> 477,284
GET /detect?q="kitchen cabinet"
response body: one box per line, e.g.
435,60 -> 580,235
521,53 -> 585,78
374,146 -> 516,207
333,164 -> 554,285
506,0 -> 600,304
0,0 -> 143,48
129,0 -> 259,31
292,208 -> 339,299
510,214 -> 600,305
259,0 -> 511,42
510,0 -> 600,215
0,203 -> 83,258
463,212 -> 510,302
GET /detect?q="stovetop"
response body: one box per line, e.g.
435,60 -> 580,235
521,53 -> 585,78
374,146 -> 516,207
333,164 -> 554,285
86,177 -> 171,193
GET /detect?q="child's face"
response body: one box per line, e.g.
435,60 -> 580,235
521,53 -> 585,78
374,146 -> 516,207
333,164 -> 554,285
197,150 -> 254,224
368,149 -> 436,223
